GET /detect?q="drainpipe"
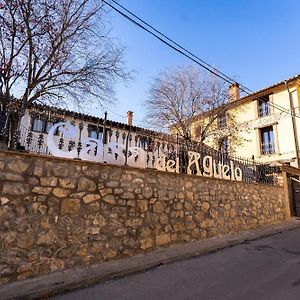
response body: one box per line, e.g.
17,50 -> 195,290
285,80 -> 300,168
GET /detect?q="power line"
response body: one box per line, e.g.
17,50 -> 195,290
104,0 -> 300,119
101,105 -> 126,120
103,0 -> 234,86
109,0 -> 237,86
107,1 -> 274,96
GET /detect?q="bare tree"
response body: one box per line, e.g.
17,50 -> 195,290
0,0 -> 129,147
145,65 -> 244,152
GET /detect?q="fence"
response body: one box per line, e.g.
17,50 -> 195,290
0,116 -> 280,185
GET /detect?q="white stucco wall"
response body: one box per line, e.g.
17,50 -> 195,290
19,110 -> 145,155
231,84 -> 300,167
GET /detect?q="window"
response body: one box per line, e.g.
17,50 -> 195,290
45,121 -> 60,135
45,121 -> 59,134
260,126 -> 275,155
258,96 -> 271,117
218,113 -> 227,128
32,118 -> 46,132
88,125 -> 103,140
219,137 -> 229,154
88,126 -> 97,139
32,117 -> 59,134
45,122 -> 54,133
87,125 -> 111,144
139,136 -> 149,150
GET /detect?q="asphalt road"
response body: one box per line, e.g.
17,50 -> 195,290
52,228 -> 300,300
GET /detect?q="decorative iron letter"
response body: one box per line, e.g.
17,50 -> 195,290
203,156 -> 213,177
213,161 -> 223,179
166,159 -> 176,173
187,151 -> 202,176
234,167 -> 243,181
127,147 -> 147,169
47,122 -> 77,159
222,164 -> 231,180
230,161 -> 235,180
80,138 -> 103,162
155,154 -> 166,171
104,142 -> 126,165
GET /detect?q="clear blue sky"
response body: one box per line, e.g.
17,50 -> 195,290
99,0 -> 300,126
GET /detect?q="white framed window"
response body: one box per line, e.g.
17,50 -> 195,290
258,95 -> 271,117
260,126 -> 275,155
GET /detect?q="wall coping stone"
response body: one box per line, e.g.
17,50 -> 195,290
0,150 -> 283,188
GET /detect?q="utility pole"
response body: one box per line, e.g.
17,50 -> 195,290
286,81 -> 300,168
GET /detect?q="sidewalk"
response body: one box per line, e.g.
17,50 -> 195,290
1,219 -> 300,300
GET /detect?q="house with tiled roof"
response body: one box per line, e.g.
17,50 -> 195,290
0,101 -> 182,170
189,74 -> 300,168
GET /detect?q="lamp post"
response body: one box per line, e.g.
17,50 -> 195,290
102,111 -> 107,161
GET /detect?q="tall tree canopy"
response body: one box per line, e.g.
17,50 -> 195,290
144,65 -> 244,151
0,0 -> 129,111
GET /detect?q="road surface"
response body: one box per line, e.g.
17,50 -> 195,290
52,228 -> 300,300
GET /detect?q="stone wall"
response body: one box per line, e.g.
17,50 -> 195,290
0,151 -> 289,284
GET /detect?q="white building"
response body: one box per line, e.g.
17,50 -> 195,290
189,74 -> 300,168
13,103 -> 177,170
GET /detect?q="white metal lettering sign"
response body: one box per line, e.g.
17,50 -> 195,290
46,122 -> 242,181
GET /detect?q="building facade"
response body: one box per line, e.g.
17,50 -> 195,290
0,103 -> 180,170
190,74 -> 300,168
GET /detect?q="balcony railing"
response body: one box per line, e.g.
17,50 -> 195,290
261,142 -> 275,155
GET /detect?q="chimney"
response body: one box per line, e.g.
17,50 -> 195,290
228,83 -> 240,102
127,111 -> 133,126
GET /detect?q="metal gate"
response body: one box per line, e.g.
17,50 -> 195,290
291,177 -> 300,216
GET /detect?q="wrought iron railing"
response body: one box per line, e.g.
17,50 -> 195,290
18,124 -> 50,154
0,119 -> 280,185
261,142 -> 275,155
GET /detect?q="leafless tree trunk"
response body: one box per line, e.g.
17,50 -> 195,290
0,0 -> 130,148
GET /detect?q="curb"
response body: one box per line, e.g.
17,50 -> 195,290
1,219 -> 300,300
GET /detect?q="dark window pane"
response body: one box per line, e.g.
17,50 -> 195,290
218,113 -> 227,128
32,119 -> 45,132
89,130 -> 98,139
88,125 -> 104,140
45,122 -> 54,133
258,96 -> 271,117
260,126 -> 275,154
